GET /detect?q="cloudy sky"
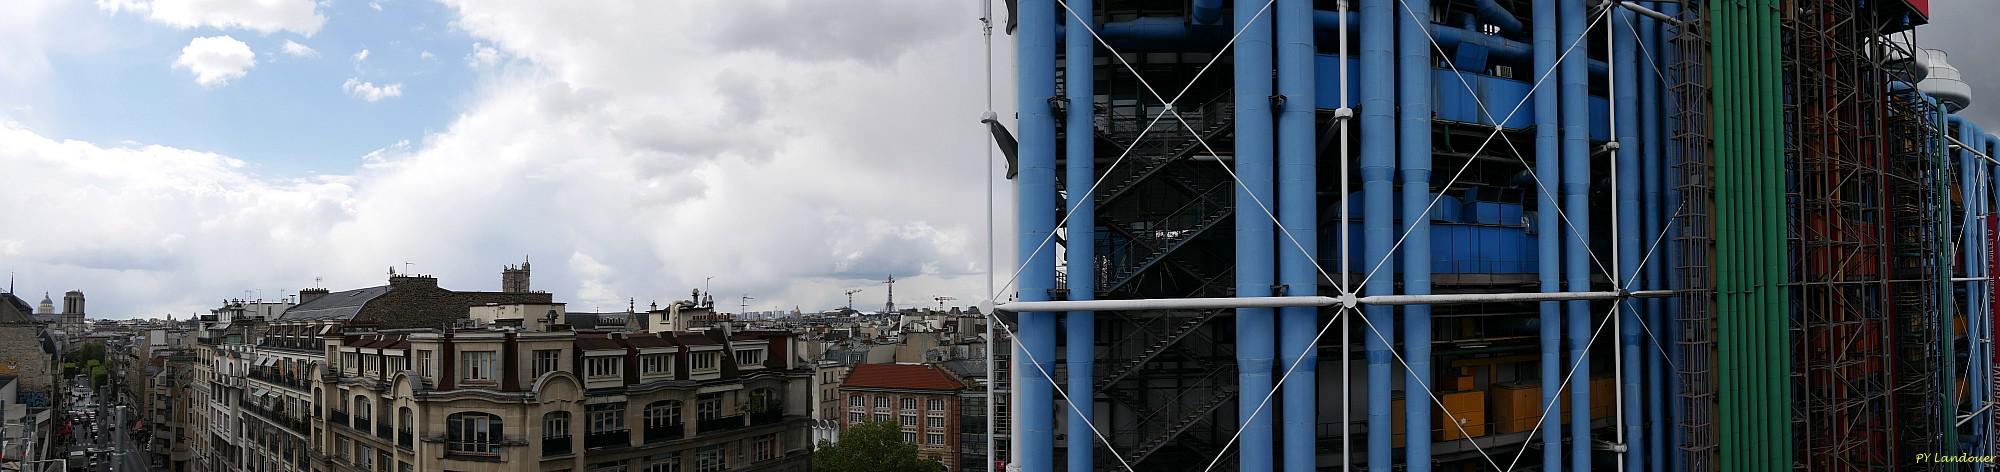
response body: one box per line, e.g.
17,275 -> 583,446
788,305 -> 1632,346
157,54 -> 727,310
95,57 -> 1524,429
0,1 -> 1989,319
1,0 -> 1019,318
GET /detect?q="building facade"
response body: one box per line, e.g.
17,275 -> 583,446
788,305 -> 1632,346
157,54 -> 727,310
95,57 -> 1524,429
176,268 -> 813,472
835,363 -> 963,471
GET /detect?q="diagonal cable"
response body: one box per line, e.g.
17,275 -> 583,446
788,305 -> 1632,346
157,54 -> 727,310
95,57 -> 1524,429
1501,302 -> 1622,472
987,0 -> 1281,304
1353,5 -> 1615,293
1395,0 -> 1616,287
1195,307 -> 1353,472
974,309 -> 1137,471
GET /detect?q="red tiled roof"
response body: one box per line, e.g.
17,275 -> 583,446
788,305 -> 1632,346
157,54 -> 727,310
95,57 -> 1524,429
842,363 -> 965,391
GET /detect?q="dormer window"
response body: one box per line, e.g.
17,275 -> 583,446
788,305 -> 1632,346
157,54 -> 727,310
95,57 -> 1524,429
691,352 -> 721,372
586,356 -> 622,379
733,348 -> 766,368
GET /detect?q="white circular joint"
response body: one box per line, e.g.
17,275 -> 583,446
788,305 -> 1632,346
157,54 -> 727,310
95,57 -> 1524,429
1338,293 -> 1359,309
1334,107 -> 1355,120
980,111 -> 998,123
1604,141 -> 1622,151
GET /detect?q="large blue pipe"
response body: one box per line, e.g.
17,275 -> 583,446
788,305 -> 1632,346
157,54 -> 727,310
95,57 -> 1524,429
1359,0 -> 1397,469
1234,0 -> 1277,469
1531,0 -> 1565,470
1398,1 -> 1434,470
1192,0 -> 1223,25
1660,4 -> 1685,470
1952,114 -> 1987,460
1014,0 -> 1058,470
1639,7 -> 1668,472
1092,14 -> 1613,77
1276,0 -> 1318,468
1611,5 -> 1646,472
1472,0 -> 1524,33
1558,0 -> 1593,468
1063,0 -> 1095,469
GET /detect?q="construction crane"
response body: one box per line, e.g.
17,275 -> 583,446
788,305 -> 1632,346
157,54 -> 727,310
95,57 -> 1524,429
883,275 -> 896,313
844,289 -> 864,310
934,296 -> 956,311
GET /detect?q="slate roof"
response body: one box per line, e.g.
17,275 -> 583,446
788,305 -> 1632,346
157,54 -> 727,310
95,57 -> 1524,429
0,294 -> 33,324
842,363 -> 965,391
280,286 -> 391,321
567,311 -> 647,330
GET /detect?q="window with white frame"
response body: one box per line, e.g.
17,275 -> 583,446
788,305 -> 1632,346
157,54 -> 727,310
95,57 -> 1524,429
695,444 -> 726,472
849,395 -> 864,408
543,411 -> 570,439
343,353 -> 358,374
587,403 -> 626,433
927,399 -> 944,412
461,351 -> 496,382
733,348 -> 765,367
356,445 -> 373,468
640,353 -> 671,376
927,417 -> 945,430
902,431 -> 916,443
643,452 -> 682,472
586,356 -> 622,379
900,414 -> 916,427
900,398 -> 916,411
533,349 -> 561,378
644,400 -> 681,428
446,412 -> 501,454
690,351 -> 719,372
696,393 -> 722,420
926,433 -> 944,446
849,412 -> 864,424
753,434 -> 777,461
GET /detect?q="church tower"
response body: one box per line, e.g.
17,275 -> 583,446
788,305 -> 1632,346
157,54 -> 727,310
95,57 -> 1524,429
502,257 -> 532,293
61,290 -> 83,315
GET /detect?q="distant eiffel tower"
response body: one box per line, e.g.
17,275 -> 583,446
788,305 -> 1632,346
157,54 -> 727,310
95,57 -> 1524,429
883,275 -> 896,313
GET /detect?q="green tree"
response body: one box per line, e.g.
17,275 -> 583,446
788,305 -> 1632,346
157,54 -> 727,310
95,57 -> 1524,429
813,421 -> 948,472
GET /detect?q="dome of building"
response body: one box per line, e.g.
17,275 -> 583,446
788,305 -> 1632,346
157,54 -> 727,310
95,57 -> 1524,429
35,293 -> 53,315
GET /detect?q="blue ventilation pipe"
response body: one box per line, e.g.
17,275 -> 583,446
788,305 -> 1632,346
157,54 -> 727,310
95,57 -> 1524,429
1472,0 -> 1524,33
1234,0 -> 1277,469
1359,0 -> 1397,469
1192,0 -> 1223,25
1063,0 -> 1096,469
1014,0 -> 1057,470
1639,8 -> 1668,472
1397,2 -> 1434,471
1953,114 -> 1988,460
1531,0 -> 1565,470
1659,4 -> 1685,470
1276,0 -> 1318,468
1558,0 -> 1592,468
1611,5 -> 1646,472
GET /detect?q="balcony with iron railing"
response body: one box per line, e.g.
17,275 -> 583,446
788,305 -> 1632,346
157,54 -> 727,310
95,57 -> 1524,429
237,401 -> 310,435
246,372 -> 311,392
375,423 -> 393,441
328,409 -> 348,426
352,416 -> 371,432
542,435 -> 572,456
584,429 -> 629,450
644,423 -> 685,444
399,432 -> 413,450
697,414 -> 745,434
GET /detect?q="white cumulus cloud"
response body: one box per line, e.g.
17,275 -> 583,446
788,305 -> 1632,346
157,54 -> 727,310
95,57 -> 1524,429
465,42 -> 500,67
341,78 -> 401,102
99,0 -> 324,36
2,0 -> 1000,317
279,39 -> 316,58
173,35 -> 254,87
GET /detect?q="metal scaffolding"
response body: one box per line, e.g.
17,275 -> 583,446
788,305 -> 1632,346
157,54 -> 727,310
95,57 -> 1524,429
1670,0 -> 1717,469
1783,0 -> 1896,469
